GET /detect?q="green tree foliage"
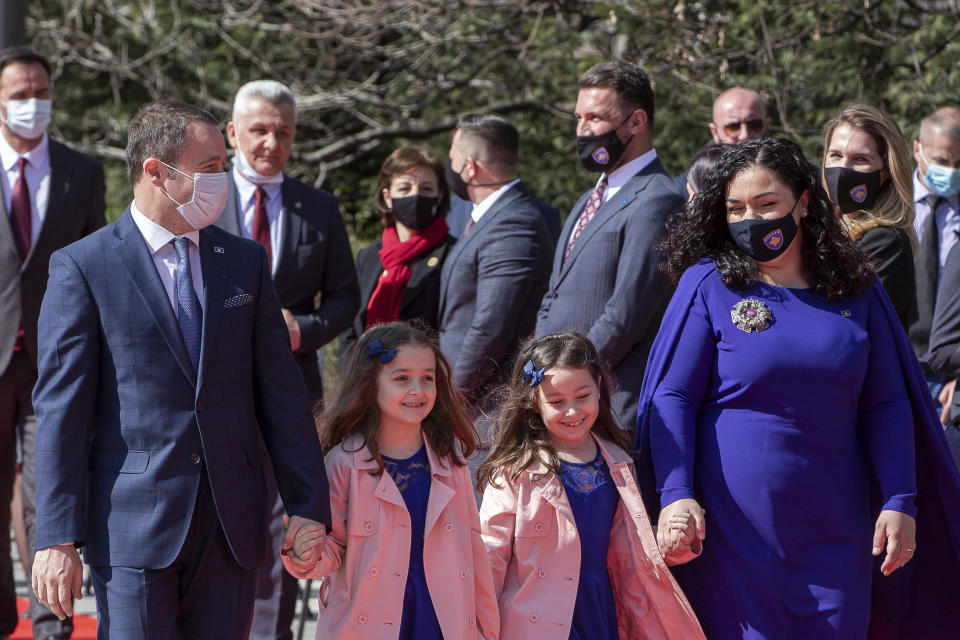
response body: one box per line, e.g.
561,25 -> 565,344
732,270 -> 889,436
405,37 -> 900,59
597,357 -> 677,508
26,0 -> 960,238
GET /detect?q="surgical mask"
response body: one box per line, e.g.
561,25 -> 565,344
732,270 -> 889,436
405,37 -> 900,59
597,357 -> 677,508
823,166 -> 887,214
159,161 -> 229,230
920,146 -> 960,197
576,114 -> 634,173
391,194 -> 438,230
232,147 -> 283,186
2,98 -> 51,139
728,198 -> 800,262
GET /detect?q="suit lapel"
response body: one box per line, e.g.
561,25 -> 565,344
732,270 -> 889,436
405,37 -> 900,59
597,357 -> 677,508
554,190 -> 590,277
220,173 -> 243,236
401,241 -> 444,313
197,228 -> 226,391
273,177 -> 302,284
115,210 -> 196,386
0,177 -> 17,265
25,140 -> 68,271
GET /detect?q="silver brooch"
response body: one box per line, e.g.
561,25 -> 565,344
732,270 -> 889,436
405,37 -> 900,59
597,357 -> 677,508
730,298 -> 773,333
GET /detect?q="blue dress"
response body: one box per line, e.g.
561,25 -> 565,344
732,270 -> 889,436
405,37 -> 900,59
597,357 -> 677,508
382,447 -> 443,640
558,451 -> 621,640
649,266 -> 917,639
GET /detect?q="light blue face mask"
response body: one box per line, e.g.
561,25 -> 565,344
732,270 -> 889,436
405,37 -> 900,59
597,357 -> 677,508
920,146 -> 960,197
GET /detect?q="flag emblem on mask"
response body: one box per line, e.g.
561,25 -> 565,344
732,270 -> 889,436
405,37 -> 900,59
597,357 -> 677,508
592,147 -> 609,165
763,229 -> 783,250
850,185 -> 867,203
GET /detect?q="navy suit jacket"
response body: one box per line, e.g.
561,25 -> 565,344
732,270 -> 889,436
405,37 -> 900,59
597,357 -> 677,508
217,173 -> 359,398
0,139 -> 105,374
448,193 -> 561,244
32,210 -> 330,570
536,157 -> 685,427
438,182 -> 554,400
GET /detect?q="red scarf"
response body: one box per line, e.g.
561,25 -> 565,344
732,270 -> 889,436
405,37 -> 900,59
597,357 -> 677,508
365,216 -> 449,328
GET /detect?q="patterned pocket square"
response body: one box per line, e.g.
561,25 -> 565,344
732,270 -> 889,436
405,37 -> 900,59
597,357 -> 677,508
224,293 -> 254,308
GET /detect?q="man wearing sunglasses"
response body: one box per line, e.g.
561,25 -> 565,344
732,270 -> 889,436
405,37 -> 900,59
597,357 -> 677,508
709,87 -> 770,145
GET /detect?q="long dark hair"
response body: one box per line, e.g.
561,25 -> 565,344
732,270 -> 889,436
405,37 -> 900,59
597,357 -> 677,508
322,322 -> 476,472
661,136 -> 875,302
476,332 -> 630,491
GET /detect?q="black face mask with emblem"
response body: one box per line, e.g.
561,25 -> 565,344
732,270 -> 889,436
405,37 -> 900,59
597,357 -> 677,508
576,114 -> 633,173
727,199 -> 800,263
823,166 -> 886,214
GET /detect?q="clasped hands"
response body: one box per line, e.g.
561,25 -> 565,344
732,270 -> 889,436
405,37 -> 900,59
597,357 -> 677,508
281,514 -> 328,573
655,498 -> 917,576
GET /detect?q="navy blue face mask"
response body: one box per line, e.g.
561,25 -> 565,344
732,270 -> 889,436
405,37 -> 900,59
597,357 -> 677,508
728,198 -> 800,262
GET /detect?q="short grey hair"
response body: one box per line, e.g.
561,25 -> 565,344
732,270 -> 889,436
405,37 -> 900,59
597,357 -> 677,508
232,80 -> 298,123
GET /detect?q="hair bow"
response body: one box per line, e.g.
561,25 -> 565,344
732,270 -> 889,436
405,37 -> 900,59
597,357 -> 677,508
522,359 -> 546,387
367,338 -> 397,364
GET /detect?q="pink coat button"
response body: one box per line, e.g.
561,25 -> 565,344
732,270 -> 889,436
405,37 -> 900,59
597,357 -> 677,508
445,522 -> 454,531
534,521 -> 544,531
368,568 -> 378,576
358,615 -> 368,624
537,569 -> 547,578
529,614 -> 538,623
364,521 -> 374,531
459,569 -> 467,578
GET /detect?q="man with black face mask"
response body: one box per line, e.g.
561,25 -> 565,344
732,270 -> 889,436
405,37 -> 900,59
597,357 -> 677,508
536,60 -> 686,429
216,80 -> 359,640
437,114 -> 553,408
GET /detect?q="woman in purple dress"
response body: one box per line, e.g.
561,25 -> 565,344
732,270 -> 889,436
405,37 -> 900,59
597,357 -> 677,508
637,137 -> 926,639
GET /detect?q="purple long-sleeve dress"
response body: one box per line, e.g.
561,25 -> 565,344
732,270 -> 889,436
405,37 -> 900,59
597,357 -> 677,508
648,263 -> 917,639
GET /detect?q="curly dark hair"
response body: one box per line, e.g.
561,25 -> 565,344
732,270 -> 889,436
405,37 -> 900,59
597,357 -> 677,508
661,136 -> 875,302
321,321 -> 476,473
475,332 -> 631,492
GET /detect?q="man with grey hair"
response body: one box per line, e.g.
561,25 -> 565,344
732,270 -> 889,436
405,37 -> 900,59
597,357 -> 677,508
218,80 -> 358,640
31,100 -> 330,638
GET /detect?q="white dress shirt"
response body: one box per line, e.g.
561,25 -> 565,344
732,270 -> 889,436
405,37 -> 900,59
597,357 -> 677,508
232,166 -> 283,274
130,201 -> 204,313
0,132 -> 50,246
596,147 -> 659,205
468,178 -> 522,225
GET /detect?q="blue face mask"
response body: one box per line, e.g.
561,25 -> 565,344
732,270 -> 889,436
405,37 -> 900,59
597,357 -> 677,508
920,146 -> 960,197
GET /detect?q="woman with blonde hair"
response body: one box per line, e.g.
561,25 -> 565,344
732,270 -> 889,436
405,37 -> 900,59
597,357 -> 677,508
822,104 -> 917,327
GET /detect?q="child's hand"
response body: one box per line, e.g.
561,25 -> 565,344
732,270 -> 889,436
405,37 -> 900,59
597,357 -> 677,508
284,523 -> 327,569
660,512 -> 695,554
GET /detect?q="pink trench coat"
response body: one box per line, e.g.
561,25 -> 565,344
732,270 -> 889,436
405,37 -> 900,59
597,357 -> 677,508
479,435 -> 706,640
283,435 -> 499,640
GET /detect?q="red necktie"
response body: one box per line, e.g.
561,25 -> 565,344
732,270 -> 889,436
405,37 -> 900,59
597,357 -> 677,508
564,176 -> 608,263
463,217 -> 475,235
10,157 -> 31,261
253,186 -> 272,267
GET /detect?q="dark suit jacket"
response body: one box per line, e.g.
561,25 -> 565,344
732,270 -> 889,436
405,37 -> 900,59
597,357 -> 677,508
536,157 -> 685,427
217,173 -> 359,397
929,243 -> 960,425
32,211 -> 330,569
0,139 -> 105,374
858,225 -> 916,330
448,193 -> 561,244
438,182 -> 554,400
339,233 -> 457,362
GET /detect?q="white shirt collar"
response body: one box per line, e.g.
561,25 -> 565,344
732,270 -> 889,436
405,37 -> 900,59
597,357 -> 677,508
232,166 -> 282,206
0,132 -> 49,173
130,200 -> 200,254
596,148 -> 658,190
470,178 -> 521,223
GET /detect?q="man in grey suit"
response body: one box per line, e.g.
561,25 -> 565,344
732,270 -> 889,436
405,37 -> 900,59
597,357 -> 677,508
438,114 -> 553,409
0,46 -> 105,640
217,80 -> 359,640
537,60 -> 685,429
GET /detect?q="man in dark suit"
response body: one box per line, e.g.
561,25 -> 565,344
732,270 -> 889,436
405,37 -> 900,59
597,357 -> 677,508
31,101 -> 329,639
929,243 -> 960,467
537,60 -> 686,429
217,80 -> 358,640
438,114 -> 553,407
0,46 -> 105,640
447,193 -> 562,244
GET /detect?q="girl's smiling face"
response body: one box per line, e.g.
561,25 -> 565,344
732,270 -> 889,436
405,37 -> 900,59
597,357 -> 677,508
376,344 -> 437,433
535,366 -> 599,450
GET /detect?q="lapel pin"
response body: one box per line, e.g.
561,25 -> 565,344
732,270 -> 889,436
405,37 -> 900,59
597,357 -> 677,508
214,246 -> 224,254
841,310 -> 851,317
621,198 -> 627,205
427,256 -> 439,268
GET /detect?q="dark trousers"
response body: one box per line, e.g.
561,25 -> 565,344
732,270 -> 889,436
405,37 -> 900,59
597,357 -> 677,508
248,486 -> 298,640
89,470 -> 257,640
0,351 -> 29,636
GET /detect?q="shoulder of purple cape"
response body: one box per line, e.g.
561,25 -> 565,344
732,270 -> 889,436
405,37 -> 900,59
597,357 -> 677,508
633,260 -> 960,635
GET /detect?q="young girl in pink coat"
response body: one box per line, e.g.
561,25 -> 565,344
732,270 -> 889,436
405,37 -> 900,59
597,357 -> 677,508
286,322 -> 499,640
477,333 -> 705,640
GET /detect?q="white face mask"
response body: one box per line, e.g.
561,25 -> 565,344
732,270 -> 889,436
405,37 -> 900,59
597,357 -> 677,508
159,161 -> 229,230
232,147 -> 284,186
2,98 -> 52,139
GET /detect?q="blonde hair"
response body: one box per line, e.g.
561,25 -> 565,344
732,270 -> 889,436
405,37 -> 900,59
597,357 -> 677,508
821,104 -> 917,254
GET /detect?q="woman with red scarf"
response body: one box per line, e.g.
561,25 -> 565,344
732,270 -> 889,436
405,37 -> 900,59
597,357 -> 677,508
340,146 -> 455,361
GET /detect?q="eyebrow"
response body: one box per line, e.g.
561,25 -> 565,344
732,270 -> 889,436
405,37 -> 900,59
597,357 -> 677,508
388,367 -> 436,373
727,191 -> 781,202
542,384 -> 593,396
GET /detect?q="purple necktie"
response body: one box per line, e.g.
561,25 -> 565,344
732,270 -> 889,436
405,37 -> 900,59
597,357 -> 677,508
9,157 -> 31,260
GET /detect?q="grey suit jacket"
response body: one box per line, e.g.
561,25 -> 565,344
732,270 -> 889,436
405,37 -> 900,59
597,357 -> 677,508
217,173 -> 359,398
536,157 -> 685,427
0,138 -> 106,375
438,182 -> 554,401
929,242 -> 960,426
